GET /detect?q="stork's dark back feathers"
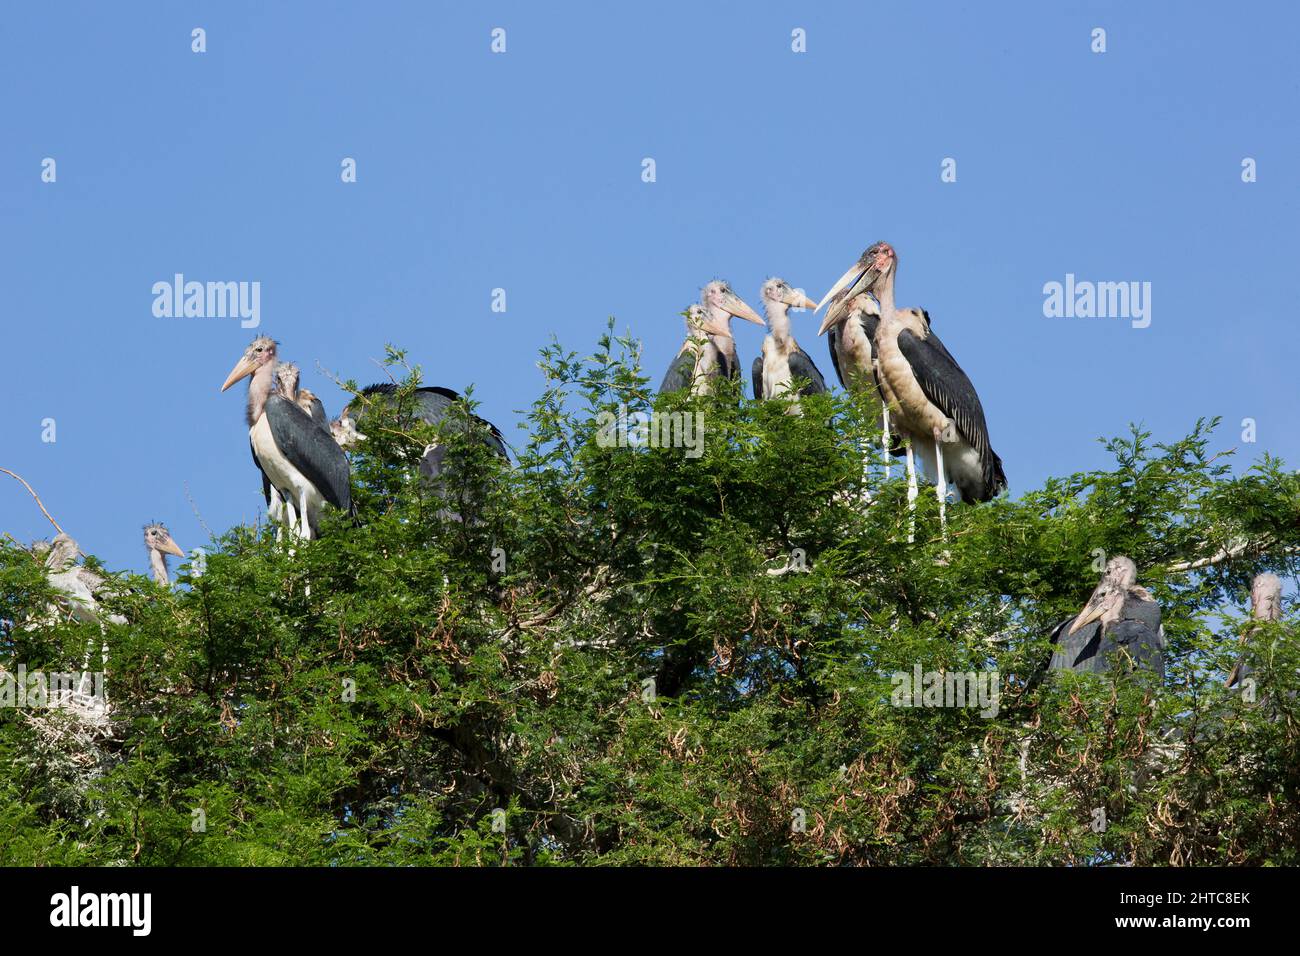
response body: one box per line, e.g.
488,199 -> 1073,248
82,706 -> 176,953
895,326 -> 1006,501
659,351 -> 696,393
265,395 -> 352,513
1047,594 -> 1164,678
352,384 -> 508,459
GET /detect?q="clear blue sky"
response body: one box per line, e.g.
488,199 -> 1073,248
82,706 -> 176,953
2,1 -> 1297,575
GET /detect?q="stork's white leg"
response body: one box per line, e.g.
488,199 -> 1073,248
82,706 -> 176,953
859,440 -> 873,504
934,437 -> 948,531
905,441 -> 917,544
298,489 -> 313,541
882,410 -> 892,481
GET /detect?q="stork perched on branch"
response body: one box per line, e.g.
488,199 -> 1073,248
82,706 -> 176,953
817,242 -> 1005,528
143,523 -> 183,586
663,283 -> 766,395
751,277 -> 826,408
40,534 -> 112,625
1048,556 -> 1165,678
817,291 -> 905,490
660,305 -> 719,395
661,282 -> 764,396
221,337 -> 352,540
36,533 -> 124,706
1227,572 -> 1283,689
332,383 -> 507,501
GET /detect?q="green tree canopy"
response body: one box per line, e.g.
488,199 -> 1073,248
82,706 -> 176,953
3,328 -> 1298,865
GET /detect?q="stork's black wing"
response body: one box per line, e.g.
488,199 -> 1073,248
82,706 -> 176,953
354,383 -> 507,459
412,387 -> 508,458
265,395 -> 352,512
1047,597 -> 1163,677
789,346 -> 827,396
896,323 -> 1006,499
826,325 -> 845,390
659,350 -> 695,394
751,355 -> 765,400
827,311 -> 879,392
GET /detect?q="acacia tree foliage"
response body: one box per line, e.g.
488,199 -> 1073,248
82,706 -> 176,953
2,327 -> 1298,866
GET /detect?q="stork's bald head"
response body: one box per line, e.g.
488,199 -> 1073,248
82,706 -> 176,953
760,277 -> 817,311
1103,555 -> 1138,589
1251,573 -> 1283,622
45,533 -> 80,570
1067,555 -> 1142,635
815,240 -> 897,313
275,362 -> 301,399
701,280 -> 764,330
143,522 -> 184,558
221,335 -> 278,391
866,241 -> 896,273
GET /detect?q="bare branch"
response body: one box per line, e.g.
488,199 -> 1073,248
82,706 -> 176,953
1,467 -> 66,536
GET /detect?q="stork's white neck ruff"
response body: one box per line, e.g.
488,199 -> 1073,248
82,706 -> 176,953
764,300 -> 792,347
149,548 -> 170,587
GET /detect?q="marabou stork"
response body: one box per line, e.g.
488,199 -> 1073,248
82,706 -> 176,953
266,363 -> 333,533
751,277 -> 826,407
1227,572 -> 1283,689
817,242 -> 1005,528
817,291 -> 906,484
143,522 -> 184,586
331,383 -> 508,490
1048,556 -> 1165,678
38,533 -> 124,704
221,337 -> 352,540
41,534 -> 107,624
696,280 -> 764,395
659,305 -> 718,395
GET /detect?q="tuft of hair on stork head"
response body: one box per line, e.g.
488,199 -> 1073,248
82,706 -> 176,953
700,279 -> 764,335
815,241 -> 897,313
275,362 -> 301,399
220,335 -> 278,392
760,277 -> 817,312
143,522 -> 184,558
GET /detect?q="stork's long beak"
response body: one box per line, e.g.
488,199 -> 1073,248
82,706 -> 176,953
782,290 -> 818,312
159,535 -> 185,558
817,305 -> 843,337
701,314 -> 734,338
722,291 -> 765,325
221,356 -> 258,392
1067,603 -> 1106,635
1067,587 -> 1115,635
815,259 -> 876,313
